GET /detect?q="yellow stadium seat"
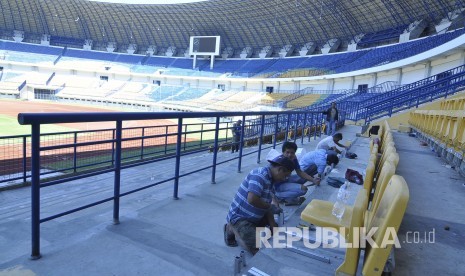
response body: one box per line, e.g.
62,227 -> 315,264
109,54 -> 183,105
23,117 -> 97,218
301,190 -> 368,275
362,175 -> 409,276
363,161 -> 376,200
366,161 -> 396,228
301,189 -> 367,232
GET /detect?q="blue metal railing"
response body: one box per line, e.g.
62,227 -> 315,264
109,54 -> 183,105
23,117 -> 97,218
307,64 -> 465,124
17,109 -> 333,259
356,65 -> 465,122
1,114 -> 332,184
18,80 -> 27,91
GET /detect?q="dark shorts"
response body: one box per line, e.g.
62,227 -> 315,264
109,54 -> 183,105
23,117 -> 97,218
232,217 -> 268,253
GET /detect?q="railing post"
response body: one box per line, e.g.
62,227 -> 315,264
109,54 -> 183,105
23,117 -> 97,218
140,127 -> 145,160
200,123 -> 204,148
173,118 -> 183,199
315,113 -> 320,140
22,136 -> 27,183
273,114 -> 279,149
285,114 -> 291,141
211,117 -> 220,184
30,123 -> 41,260
111,129 -> 115,166
113,120 -> 122,225
164,126 -> 168,155
309,113 -> 314,142
183,124 -> 187,151
237,115 -> 246,173
364,108 -> 369,126
73,132 -> 77,173
293,113 -> 299,142
301,113 -> 308,145
257,115 -> 266,164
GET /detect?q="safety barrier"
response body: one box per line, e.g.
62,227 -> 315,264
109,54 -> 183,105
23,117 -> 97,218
17,109 -> 333,259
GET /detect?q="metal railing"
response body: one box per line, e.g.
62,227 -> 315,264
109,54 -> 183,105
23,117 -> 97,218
17,109 -> 338,259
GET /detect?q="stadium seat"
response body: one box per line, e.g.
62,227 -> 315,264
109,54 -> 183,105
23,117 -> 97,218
301,189 -> 368,275
363,160 -> 376,200
366,161 -> 396,227
301,189 -> 367,231
362,175 -> 409,276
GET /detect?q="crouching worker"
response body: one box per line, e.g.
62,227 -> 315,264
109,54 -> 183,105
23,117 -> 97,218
275,141 -> 321,206
224,155 -> 294,255
291,149 -> 339,184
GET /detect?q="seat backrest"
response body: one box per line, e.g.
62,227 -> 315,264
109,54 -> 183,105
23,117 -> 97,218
375,151 -> 398,180
362,175 -> 409,276
368,161 -> 396,226
363,161 -> 376,200
335,189 -> 368,275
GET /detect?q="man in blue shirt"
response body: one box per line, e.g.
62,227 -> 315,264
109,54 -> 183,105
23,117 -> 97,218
224,155 -> 294,254
290,149 -> 339,184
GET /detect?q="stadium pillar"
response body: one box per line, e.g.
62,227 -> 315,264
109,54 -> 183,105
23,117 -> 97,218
424,61 -> 432,78
371,73 -> 377,87
326,79 -> 334,91
397,69 -> 403,85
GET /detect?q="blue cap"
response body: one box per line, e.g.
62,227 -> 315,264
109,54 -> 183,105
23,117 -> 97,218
268,155 -> 295,172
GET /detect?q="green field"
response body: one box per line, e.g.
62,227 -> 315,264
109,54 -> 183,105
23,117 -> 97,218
0,115 -> 78,137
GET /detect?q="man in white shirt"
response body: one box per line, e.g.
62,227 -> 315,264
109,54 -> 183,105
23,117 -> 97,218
316,133 -> 347,154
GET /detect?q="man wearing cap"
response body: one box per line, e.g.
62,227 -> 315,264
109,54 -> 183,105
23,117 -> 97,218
231,119 -> 242,153
224,155 -> 294,254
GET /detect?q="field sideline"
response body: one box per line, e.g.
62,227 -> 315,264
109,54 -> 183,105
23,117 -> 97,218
0,99 -> 229,139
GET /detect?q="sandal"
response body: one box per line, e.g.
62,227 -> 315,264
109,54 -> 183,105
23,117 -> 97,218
284,197 -> 306,206
223,223 -> 238,247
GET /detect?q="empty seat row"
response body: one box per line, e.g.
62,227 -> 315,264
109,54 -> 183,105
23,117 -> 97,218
301,121 -> 409,275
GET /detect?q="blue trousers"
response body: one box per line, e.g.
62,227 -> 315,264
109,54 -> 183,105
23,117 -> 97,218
288,164 -> 318,184
326,119 -> 336,136
275,182 -> 306,201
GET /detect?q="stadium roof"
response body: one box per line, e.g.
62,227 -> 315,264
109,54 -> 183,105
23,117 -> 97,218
0,0 -> 462,51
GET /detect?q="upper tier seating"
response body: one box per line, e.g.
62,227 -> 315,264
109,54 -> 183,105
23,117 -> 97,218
1,28 -> 463,79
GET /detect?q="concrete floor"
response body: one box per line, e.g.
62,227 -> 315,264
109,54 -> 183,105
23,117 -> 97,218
392,131 -> 465,275
0,125 -> 464,276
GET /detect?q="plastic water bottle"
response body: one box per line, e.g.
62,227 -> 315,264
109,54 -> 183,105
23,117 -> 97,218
324,164 -> 334,176
332,181 -> 350,220
340,149 -> 346,159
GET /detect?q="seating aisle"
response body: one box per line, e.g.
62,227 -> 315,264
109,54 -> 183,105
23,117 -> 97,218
392,131 -> 465,275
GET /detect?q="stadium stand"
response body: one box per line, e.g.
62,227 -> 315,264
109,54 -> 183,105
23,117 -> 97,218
409,93 -> 465,168
1,28 -> 463,79
286,94 -> 323,108
0,1 -> 464,275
